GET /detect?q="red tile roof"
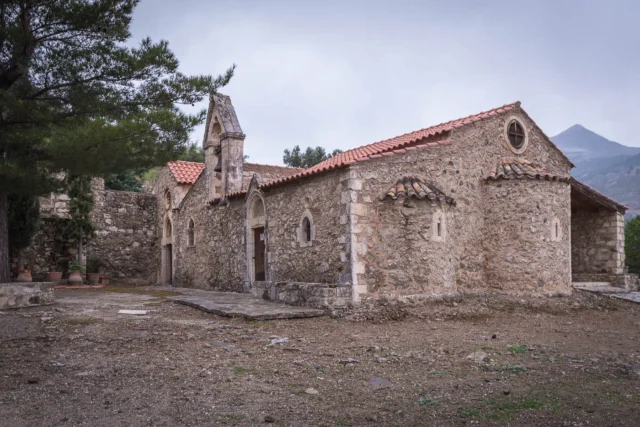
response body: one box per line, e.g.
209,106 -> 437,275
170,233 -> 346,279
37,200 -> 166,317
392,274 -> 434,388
167,161 -> 205,185
260,102 -> 520,190
486,158 -> 569,182
380,176 -> 456,205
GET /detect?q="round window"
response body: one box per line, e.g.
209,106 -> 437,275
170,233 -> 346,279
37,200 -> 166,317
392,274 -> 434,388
504,117 -> 528,154
508,120 -> 525,149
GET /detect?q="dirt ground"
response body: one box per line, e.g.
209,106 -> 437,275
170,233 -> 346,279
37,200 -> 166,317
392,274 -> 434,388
1,288 -> 639,427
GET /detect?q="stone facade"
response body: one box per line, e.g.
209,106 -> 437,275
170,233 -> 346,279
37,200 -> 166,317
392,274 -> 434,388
484,179 -> 571,294
20,95 -> 627,307
148,96 -> 629,307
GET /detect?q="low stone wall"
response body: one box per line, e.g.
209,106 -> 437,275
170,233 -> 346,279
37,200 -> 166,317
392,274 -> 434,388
573,273 -> 640,291
0,282 -> 55,309
253,281 -> 352,309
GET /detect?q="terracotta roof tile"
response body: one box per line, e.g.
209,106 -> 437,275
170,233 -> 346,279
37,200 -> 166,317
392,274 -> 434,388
167,161 -> 205,185
380,176 -> 456,205
260,102 -> 519,190
486,158 -> 569,182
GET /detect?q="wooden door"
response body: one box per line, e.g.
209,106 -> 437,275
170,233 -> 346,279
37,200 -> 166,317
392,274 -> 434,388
254,227 -> 265,281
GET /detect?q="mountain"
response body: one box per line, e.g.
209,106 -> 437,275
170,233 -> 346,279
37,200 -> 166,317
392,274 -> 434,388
551,125 -> 640,219
552,124 -> 640,164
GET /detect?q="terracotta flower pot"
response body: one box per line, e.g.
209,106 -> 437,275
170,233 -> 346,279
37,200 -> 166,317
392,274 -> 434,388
16,269 -> 32,282
86,273 -> 101,286
100,276 -> 111,287
68,270 -> 83,285
47,271 -> 63,283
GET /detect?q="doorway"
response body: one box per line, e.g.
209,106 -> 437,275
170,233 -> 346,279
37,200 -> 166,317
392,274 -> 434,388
161,216 -> 173,285
164,244 -> 173,285
246,194 -> 267,288
254,227 -> 265,281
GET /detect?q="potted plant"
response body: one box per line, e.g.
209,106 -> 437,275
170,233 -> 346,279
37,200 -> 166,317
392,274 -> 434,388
47,271 -> 63,283
16,268 -> 33,282
86,258 -> 101,286
68,260 -> 84,285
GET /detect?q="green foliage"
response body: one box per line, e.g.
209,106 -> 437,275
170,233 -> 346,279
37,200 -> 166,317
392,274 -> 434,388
68,260 -> 84,272
508,345 -> 528,354
86,258 -> 100,273
141,167 -> 161,185
0,0 -> 234,276
65,175 -> 95,244
109,142 -> 204,191
105,169 -> 145,192
626,216 -> 640,274
7,194 -> 40,255
178,142 -> 205,163
0,0 -> 233,191
283,145 -> 344,168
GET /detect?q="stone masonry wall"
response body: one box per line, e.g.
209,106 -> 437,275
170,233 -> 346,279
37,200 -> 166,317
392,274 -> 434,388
16,218 -> 77,279
484,180 -> 571,295
364,196 -> 457,298
350,108 -> 573,298
20,186 -> 157,284
87,189 -> 157,284
262,169 -> 350,285
572,209 -> 625,276
172,176 -> 246,291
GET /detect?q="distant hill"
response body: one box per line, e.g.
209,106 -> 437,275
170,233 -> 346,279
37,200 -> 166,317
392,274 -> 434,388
551,125 -> 640,219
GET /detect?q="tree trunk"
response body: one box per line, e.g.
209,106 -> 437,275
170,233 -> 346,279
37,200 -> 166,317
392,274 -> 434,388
78,239 -> 84,265
0,190 -> 9,282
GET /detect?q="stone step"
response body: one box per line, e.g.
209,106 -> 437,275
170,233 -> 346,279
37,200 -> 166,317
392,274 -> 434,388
572,282 -> 611,288
169,292 -> 324,320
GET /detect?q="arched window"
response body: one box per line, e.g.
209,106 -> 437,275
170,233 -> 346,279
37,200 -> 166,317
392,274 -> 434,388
302,217 -> 311,242
550,218 -> 562,242
298,210 -> 315,247
432,210 -> 446,242
188,219 -> 195,246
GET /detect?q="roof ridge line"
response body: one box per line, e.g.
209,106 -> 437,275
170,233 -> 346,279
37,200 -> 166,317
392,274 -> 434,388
334,101 -> 520,160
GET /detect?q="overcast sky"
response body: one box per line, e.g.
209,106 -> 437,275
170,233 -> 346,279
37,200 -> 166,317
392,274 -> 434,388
130,0 -> 640,165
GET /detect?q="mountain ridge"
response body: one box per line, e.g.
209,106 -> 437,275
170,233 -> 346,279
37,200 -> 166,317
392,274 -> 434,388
551,125 -> 640,219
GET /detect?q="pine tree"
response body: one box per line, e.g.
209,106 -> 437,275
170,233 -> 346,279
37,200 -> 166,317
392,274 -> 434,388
0,0 -> 234,281
283,146 -> 343,168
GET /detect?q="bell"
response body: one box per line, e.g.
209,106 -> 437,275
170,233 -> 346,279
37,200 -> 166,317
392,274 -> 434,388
213,155 -> 222,172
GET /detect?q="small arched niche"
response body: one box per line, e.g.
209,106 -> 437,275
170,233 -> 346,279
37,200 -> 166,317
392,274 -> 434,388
432,210 -> 446,242
187,218 -> 195,247
297,209 -> 316,247
550,217 -> 563,242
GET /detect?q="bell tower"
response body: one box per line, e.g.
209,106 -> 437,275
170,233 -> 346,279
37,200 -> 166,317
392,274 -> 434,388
202,94 -> 245,199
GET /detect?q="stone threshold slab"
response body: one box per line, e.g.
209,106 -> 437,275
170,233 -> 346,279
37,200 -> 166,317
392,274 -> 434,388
574,284 -> 640,304
170,294 -> 324,320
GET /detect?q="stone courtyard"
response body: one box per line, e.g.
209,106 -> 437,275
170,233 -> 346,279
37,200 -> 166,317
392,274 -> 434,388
1,287 -> 639,426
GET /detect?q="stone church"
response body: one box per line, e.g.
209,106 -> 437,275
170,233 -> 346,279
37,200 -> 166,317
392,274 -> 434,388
152,94 -> 633,307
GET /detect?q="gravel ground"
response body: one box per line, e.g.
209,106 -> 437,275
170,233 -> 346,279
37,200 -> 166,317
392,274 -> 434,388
1,288 -> 639,426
